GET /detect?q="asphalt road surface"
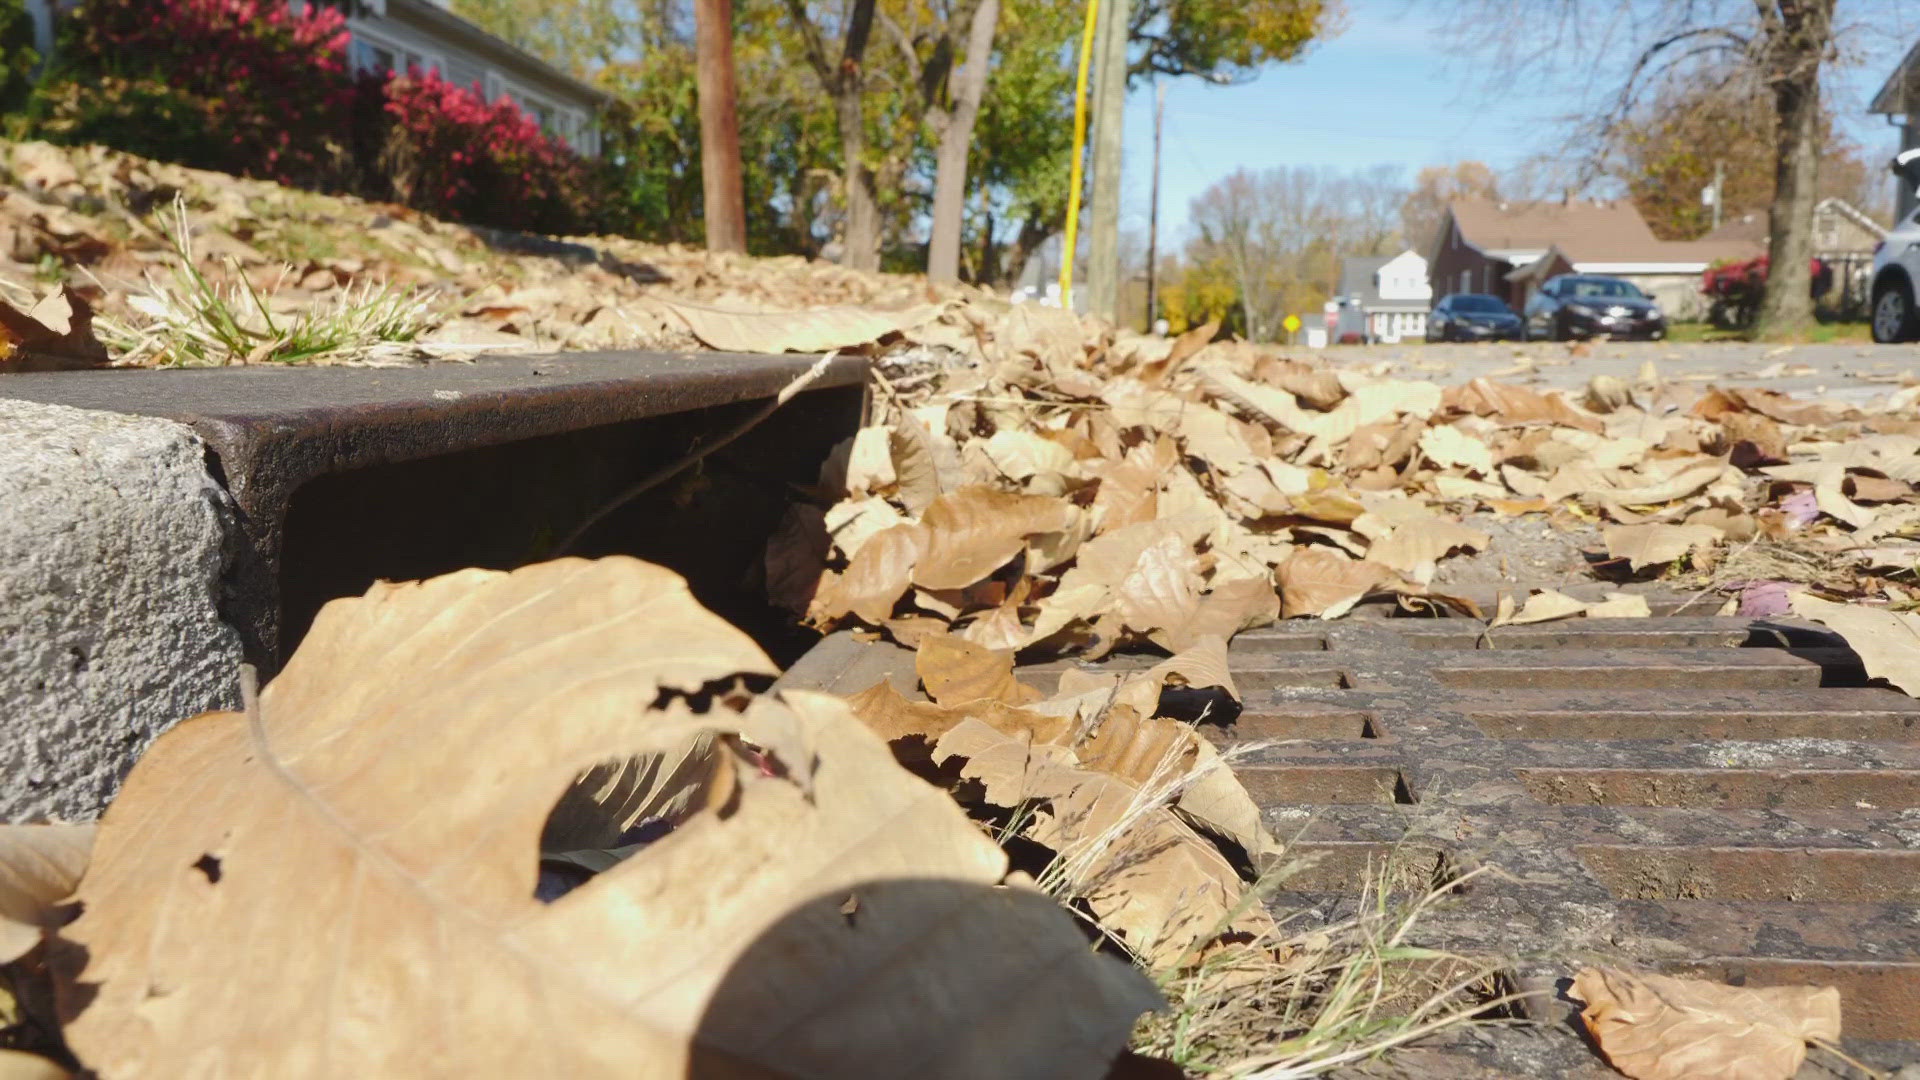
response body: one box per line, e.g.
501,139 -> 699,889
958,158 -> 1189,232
1309,338 -> 1920,406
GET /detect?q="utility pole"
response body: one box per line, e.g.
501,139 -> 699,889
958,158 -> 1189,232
1145,78 -> 1163,332
1085,0 -> 1129,321
694,0 -> 747,253
1711,160 -> 1724,232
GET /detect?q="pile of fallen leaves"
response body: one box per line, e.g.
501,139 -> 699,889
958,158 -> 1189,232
0,138 -> 971,368
766,306 -> 1920,671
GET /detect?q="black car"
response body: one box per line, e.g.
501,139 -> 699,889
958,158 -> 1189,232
1523,274 -> 1667,341
1426,293 -> 1523,342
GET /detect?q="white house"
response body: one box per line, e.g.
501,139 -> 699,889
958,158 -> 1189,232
26,0 -> 608,156
1334,250 -> 1431,343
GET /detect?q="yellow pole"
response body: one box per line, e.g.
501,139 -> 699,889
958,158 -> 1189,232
1058,0 -> 1099,310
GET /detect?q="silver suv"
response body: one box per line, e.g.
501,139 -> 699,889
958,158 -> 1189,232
1872,148 -> 1920,343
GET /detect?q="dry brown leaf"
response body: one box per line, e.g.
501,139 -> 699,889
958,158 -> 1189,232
845,679 -> 1076,747
1574,966 -> 1839,1080
887,414 -> 946,513
1418,423 -> 1495,476
814,521 -> 928,625
1603,523 -> 1720,571
0,823 -> 93,963
915,633 -> 1043,706
931,717 -> 1277,970
0,1050 -> 70,1080
915,486 -> 1076,590
1276,546 -> 1390,619
656,298 -> 940,353
61,558 -> 1157,1078
1489,589 -> 1590,627
1366,515 -> 1490,577
1135,318 -> 1218,385
0,286 -> 111,373
1789,593 -> 1920,696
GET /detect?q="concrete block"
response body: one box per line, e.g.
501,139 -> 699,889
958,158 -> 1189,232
1,399 -> 242,821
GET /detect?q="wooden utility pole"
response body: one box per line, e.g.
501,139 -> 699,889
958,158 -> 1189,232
1085,0 -> 1129,321
1145,78 -> 1163,331
695,0 -> 747,253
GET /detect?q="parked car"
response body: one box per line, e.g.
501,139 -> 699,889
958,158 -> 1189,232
1523,274 -> 1666,341
1425,293 -> 1522,342
1870,147 -> 1920,343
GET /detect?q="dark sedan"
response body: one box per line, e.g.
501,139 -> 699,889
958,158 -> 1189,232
1523,274 -> 1667,341
1426,293 -> 1523,342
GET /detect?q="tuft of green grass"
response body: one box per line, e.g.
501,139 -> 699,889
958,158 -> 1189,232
96,195 -> 434,366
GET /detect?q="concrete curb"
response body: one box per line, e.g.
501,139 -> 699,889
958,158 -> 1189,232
0,398 -> 242,822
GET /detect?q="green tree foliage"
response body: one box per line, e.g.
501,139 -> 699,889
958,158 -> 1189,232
1129,0 -> 1329,82
0,0 -> 38,116
466,0 -> 1332,271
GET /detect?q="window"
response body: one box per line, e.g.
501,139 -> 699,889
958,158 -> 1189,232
1459,270 -> 1469,293
350,39 -> 396,74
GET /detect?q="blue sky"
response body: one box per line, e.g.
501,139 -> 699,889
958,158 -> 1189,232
1120,0 -> 1920,247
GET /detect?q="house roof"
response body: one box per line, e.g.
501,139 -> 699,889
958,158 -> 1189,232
1337,252 -> 1429,311
1338,255 -> 1392,302
392,0 -> 612,105
1870,37 -> 1920,115
1700,197 -> 1887,250
1447,197 -> 1761,270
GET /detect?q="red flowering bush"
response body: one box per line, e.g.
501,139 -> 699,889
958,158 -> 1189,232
380,70 -> 603,236
30,0 -> 608,235
38,0 -> 365,188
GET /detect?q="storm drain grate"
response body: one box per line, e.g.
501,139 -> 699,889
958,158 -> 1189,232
782,597 -> 1920,1074
1134,606 -> 1919,1073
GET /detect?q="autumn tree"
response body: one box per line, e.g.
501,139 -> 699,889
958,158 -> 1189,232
1604,73 -> 1875,240
1445,0 -> 1842,337
1187,164 -> 1408,342
1399,161 -> 1499,255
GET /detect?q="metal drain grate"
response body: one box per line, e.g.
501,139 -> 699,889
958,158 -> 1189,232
1141,608 -> 1918,1071
783,599 -> 1920,1074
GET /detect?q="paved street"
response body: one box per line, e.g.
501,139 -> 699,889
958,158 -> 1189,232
1308,338 -> 1920,405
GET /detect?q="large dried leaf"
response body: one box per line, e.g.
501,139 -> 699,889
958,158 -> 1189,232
0,824 -> 93,963
1276,546 -> 1391,619
0,1050 -> 69,1080
844,680 -> 1076,747
915,486 -> 1076,590
815,522 -> 928,624
0,287 -> 111,373
1603,523 -> 1720,571
61,558 -> 1156,1078
915,633 -> 1043,706
1788,593 -> 1920,696
1574,967 -> 1839,1080
657,298 -> 940,352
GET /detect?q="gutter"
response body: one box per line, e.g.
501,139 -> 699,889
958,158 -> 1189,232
385,0 -> 613,106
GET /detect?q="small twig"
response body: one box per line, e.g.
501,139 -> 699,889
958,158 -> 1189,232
552,353 -> 841,555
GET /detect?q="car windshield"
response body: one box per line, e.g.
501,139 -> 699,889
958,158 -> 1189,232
1563,278 -> 1646,300
1453,295 -> 1510,313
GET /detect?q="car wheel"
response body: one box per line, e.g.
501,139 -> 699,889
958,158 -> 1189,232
1551,314 -> 1568,342
1873,278 -> 1919,343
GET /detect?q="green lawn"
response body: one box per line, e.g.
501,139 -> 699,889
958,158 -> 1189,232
1665,320 -> 1873,344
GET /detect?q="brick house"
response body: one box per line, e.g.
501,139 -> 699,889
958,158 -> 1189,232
1425,198 -> 1761,320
